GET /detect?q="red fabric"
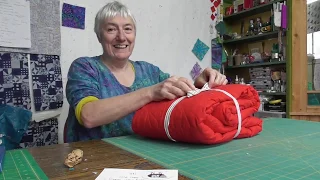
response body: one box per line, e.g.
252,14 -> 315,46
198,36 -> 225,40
132,84 -> 263,145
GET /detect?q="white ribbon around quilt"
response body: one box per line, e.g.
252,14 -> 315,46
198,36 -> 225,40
164,83 -> 242,142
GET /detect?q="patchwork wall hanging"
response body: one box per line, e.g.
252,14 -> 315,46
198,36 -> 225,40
30,54 -> 63,111
0,52 -> 31,110
210,0 -> 222,21
307,0 -> 320,34
19,117 -> 58,148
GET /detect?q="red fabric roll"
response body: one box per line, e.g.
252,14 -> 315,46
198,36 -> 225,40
132,84 -> 263,145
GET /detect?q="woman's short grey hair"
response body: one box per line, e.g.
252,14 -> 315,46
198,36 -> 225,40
94,1 -> 136,40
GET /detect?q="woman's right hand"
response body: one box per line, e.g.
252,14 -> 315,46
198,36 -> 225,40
149,76 -> 196,101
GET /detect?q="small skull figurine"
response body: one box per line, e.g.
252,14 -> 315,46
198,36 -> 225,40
64,149 -> 84,168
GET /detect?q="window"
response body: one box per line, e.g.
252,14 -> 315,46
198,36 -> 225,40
307,32 -> 320,59
307,0 -> 320,106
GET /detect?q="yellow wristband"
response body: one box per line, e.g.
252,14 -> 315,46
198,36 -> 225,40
75,96 -> 99,125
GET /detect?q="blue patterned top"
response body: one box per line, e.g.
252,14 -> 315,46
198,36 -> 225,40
65,56 -> 170,143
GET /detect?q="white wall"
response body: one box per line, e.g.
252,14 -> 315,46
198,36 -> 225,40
57,0 -> 217,143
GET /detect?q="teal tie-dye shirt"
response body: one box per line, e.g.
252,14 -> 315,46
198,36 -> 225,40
64,56 -> 170,143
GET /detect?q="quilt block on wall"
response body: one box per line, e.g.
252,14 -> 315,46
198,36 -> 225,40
30,54 -> 63,111
19,117 -> 58,148
0,52 -> 31,110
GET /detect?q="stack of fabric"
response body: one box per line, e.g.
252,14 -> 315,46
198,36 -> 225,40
132,83 -> 263,145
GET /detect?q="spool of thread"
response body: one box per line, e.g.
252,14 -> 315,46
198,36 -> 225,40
228,56 -> 234,66
234,55 -> 242,65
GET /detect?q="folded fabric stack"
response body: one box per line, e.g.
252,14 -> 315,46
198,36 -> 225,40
132,83 -> 263,145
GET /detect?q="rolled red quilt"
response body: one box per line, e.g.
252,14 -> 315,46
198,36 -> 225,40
132,83 -> 263,145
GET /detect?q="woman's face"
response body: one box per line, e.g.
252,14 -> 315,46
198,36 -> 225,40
100,15 -> 136,61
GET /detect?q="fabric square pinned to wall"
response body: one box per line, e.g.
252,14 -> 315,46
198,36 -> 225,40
62,3 -> 86,30
190,62 -> 203,80
0,52 -> 31,110
30,54 -> 63,111
192,39 -> 210,61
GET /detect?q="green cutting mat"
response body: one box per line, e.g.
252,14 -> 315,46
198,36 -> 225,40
0,149 -> 48,180
103,118 -> 320,180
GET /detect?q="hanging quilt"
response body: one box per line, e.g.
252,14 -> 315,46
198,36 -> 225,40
211,38 -> 223,70
30,54 -> 63,111
307,1 -> 320,34
20,117 -> 58,148
0,52 -> 31,110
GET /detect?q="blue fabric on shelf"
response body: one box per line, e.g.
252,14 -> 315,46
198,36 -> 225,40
0,104 -> 32,150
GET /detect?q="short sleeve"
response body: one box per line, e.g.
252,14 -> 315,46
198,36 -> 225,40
159,69 -> 170,82
66,57 -> 101,109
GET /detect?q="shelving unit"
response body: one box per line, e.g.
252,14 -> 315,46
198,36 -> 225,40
223,31 -> 279,45
223,0 -> 284,21
259,92 -> 286,96
225,61 -> 285,69
221,0 -> 288,118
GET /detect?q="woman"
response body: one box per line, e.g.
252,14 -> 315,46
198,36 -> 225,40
64,1 -> 227,143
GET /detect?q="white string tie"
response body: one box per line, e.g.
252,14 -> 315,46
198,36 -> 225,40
164,83 -> 242,142
186,83 -> 211,97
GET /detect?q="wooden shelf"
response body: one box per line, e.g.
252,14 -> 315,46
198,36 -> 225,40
223,31 -> 279,45
259,92 -> 286,96
223,0 -> 284,21
225,61 -> 286,69
307,91 -> 320,94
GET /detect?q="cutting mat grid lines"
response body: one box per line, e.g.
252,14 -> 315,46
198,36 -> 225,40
0,149 -> 48,180
104,118 -> 320,180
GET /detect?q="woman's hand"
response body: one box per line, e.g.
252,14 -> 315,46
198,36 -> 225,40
194,67 -> 228,88
149,76 -> 196,101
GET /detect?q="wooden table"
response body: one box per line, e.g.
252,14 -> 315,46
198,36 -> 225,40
28,139 -> 189,180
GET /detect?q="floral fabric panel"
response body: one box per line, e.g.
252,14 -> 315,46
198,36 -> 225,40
30,54 -> 63,111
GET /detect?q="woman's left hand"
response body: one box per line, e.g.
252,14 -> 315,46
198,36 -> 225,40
194,67 -> 228,88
